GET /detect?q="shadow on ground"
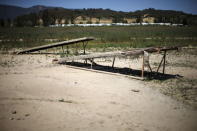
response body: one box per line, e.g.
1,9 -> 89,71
63,62 -> 182,80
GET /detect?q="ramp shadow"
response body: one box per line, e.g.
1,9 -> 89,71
63,62 -> 182,80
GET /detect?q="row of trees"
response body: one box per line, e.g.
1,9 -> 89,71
1,8 -> 197,27
0,19 -> 12,27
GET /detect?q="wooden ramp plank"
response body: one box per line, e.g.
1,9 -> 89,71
58,46 -> 178,64
17,37 -> 94,54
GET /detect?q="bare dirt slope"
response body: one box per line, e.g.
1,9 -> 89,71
0,54 -> 197,131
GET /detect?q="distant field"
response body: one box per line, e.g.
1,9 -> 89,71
0,26 -> 197,51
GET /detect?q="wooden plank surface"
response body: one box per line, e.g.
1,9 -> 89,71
17,37 -> 94,54
58,46 -> 178,64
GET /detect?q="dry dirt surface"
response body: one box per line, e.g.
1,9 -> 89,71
0,53 -> 197,131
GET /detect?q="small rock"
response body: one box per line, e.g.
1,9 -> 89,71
10,117 -> 14,120
52,59 -> 58,63
131,89 -> 140,92
17,118 -> 21,120
11,110 -> 17,114
174,107 -> 178,110
58,98 -> 65,102
25,114 -> 30,117
173,106 -> 180,110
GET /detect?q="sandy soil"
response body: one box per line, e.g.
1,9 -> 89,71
0,53 -> 197,131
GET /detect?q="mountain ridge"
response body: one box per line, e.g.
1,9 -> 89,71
0,4 -> 196,20
1,4 -> 197,26
0,4 -> 59,19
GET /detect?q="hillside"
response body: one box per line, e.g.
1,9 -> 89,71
0,4 -> 197,26
0,4 -> 59,19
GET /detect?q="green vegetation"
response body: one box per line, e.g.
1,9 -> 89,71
0,26 -> 197,51
1,8 -> 197,27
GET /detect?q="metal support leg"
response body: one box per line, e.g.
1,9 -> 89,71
90,58 -> 94,69
141,55 -> 144,78
148,63 -> 152,72
157,55 -> 164,73
112,56 -> 116,69
66,46 -> 69,56
84,59 -> 87,65
163,51 -> 166,74
62,46 -> 64,53
82,42 -> 87,55
75,44 -> 78,55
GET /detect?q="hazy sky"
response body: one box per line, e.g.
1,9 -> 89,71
0,0 -> 197,14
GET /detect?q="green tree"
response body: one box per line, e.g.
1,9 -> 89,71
0,19 -> 5,27
42,10 -> 53,26
136,16 -> 142,23
182,18 -> 188,25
